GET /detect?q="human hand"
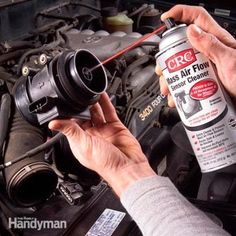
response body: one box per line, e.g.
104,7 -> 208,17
49,93 -> 155,197
156,5 -> 236,106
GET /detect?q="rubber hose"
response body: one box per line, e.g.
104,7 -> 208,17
3,108 -> 58,207
0,93 -> 11,155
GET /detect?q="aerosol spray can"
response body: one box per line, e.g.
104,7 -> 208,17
156,18 -> 236,173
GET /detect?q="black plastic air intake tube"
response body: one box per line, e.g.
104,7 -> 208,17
3,108 -> 58,207
0,93 -> 11,156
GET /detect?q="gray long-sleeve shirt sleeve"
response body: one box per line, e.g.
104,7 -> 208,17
120,176 -> 229,236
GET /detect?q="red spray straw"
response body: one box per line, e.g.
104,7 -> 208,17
90,24 -> 166,72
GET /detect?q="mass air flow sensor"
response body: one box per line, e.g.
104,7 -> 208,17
14,49 -> 107,125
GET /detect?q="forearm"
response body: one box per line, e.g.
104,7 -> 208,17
120,175 -> 229,236
103,161 -> 156,197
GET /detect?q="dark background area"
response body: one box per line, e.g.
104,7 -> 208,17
0,0 -> 99,41
0,0 -> 236,42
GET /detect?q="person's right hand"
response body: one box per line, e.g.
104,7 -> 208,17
156,5 -> 236,107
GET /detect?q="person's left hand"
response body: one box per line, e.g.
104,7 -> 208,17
49,93 -> 155,196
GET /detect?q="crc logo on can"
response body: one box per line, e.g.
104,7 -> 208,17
165,48 -> 196,72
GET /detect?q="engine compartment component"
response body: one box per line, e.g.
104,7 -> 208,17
4,109 -> 58,207
15,49 -> 107,125
0,0 -> 236,235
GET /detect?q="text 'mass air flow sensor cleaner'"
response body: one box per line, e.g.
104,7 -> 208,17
156,18 -> 236,172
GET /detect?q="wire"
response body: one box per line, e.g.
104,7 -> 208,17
128,4 -> 149,17
0,49 -> 27,65
0,71 -> 17,83
136,5 -> 152,29
0,132 -> 64,171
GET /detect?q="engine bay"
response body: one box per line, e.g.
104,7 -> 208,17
0,0 -> 236,235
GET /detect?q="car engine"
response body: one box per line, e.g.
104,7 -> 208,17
0,0 -> 236,235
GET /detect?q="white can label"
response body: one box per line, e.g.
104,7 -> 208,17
157,42 -> 236,172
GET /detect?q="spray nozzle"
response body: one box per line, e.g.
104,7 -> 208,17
164,18 -> 176,29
